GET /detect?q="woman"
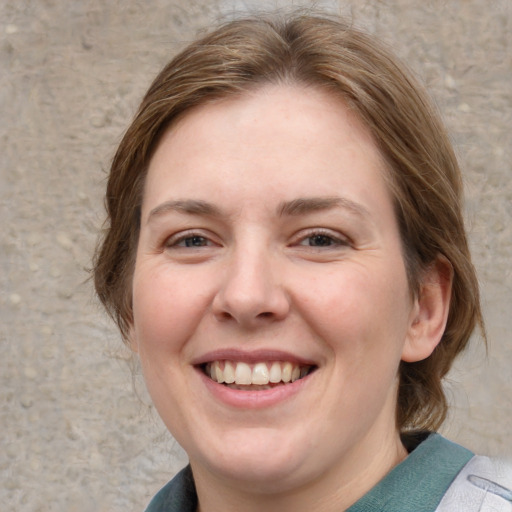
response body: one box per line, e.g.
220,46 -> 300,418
93,13 -> 512,512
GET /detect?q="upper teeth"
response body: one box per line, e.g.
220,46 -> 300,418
206,361 -> 309,386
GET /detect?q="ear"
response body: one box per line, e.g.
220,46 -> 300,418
401,255 -> 453,363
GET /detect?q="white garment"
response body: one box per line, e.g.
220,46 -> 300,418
436,456 -> 512,512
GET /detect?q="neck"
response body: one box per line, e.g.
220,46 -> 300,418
193,431 -> 407,512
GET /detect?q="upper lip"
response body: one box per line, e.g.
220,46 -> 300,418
191,348 -> 318,367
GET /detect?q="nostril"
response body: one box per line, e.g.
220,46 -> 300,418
212,284 -> 290,325
216,311 -> 233,321
216,311 -> 274,322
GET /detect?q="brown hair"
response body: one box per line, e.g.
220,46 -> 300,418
93,13 -> 485,432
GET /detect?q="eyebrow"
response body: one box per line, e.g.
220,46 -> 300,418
278,196 -> 370,218
147,199 -> 222,222
147,196 -> 370,223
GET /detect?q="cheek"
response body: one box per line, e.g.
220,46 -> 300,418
131,264 -> 212,356
297,262 -> 411,355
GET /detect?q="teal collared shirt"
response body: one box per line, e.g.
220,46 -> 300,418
144,433 -> 474,512
347,433 -> 473,512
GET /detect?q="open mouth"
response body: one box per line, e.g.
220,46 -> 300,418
202,361 -> 316,390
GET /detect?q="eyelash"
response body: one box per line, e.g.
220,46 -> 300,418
163,228 -> 351,251
294,228 -> 351,249
164,230 -> 218,249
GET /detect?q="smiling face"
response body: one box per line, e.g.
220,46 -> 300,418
131,85 -> 423,503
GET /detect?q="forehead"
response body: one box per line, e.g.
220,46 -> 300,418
143,84 -> 394,221
166,84 -> 380,152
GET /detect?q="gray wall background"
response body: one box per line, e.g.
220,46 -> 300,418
1,1 -> 511,510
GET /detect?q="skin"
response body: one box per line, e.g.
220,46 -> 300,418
130,84 -> 451,512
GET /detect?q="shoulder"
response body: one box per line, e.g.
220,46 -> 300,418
143,465 -> 197,512
436,455 -> 512,512
347,433 -> 474,512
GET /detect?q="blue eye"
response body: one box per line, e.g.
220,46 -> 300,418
297,231 -> 348,248
305,234 -> 337,247
165,232 -> 214,248
180,235 -> 209,247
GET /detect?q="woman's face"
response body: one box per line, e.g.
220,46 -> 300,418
131,85 -> 420,493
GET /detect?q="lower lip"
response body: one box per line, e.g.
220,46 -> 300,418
197,368 -> 311,409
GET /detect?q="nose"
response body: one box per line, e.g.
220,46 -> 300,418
212,244 -> 290,328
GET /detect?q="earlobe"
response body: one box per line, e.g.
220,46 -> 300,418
401,255 -> 453,363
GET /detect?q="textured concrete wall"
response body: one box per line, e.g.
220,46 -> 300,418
1,1 -> 511,510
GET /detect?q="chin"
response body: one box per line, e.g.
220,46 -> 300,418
190,427 -> 312,492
